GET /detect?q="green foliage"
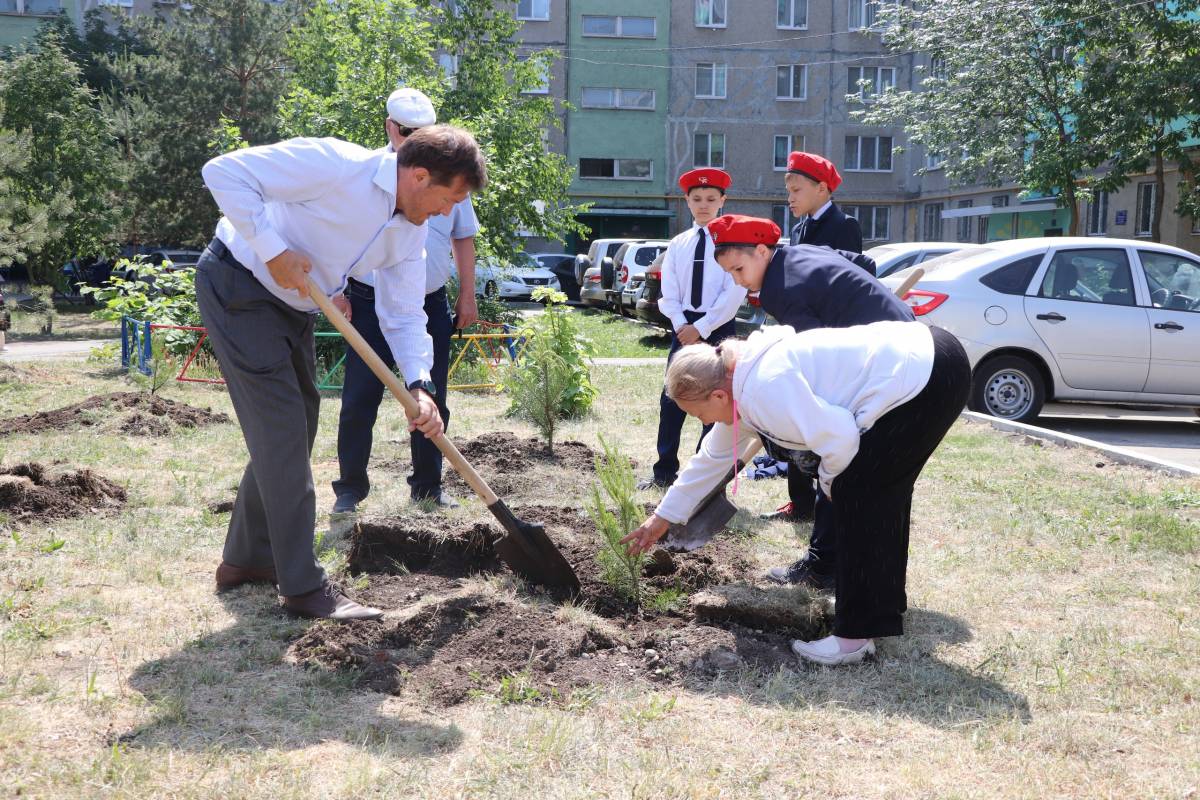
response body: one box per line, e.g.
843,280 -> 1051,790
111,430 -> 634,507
496,670 -> 544,705
503,288 -> 595,452
588,436 -> 646,606
0,32 -> 120,283
82,258 -> 203,358
0,122 -> 50,270
646,587 -> 686,613
24,287 -> 56,335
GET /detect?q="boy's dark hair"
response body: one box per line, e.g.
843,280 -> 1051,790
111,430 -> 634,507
686,184 -> 726,196
714,243 -> 777,259
396,124 -> 487,190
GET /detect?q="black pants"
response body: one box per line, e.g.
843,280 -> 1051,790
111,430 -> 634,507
651,313 -> 737,483
332,281 -> 454,502
831,326 -> 970,639
787,471 -> 836,572
195,241 -> 326,596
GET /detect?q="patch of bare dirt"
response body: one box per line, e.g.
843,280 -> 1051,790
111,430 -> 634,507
431,431 -> 600,495
0,462 -> 126,523
0,391 -> 230,438
289,502 -> 830,706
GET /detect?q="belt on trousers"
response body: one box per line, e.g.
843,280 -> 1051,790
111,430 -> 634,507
347,277 -> 374,299
207,238 -> 252,275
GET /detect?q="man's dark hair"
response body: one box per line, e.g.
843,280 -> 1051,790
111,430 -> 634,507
396,124 -> 487,190
714,243 -> 776,259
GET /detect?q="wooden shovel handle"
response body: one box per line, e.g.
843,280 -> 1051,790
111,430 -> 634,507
306,278 -> 499,505
893,266 -> 925,299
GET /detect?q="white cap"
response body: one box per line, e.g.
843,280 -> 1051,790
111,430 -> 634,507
386,88 -> 436,128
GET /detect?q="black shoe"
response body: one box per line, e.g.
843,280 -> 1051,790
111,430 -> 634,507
636,476 -> 674,491
765,558 -> 835,592
759,501 -> 814,523
412,491 -> 459,510
332,493 -> 359,515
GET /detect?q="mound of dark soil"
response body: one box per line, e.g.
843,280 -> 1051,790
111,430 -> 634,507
436,431 -> 600,495
289,503 -> 830,705
0,462 -> 126,522
0,392 -> 229,438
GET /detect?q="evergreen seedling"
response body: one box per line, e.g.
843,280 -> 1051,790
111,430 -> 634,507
588,436 -> 646,605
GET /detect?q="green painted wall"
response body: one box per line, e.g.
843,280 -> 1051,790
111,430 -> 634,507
566,0 -> 669,207
987,208 -> 1074,240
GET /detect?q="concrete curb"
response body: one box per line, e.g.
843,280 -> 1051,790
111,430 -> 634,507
960,410 -> 1200,478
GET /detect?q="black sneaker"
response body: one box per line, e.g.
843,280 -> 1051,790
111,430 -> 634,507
331,493 -> 359,515
636,476 -> 674,491
765,558 -> 835,592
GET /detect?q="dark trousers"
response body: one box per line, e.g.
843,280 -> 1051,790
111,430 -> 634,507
651,314 -> 737,483
195,242 -> 326,597
787,470 -> 837,573
333,281 -> 453,502
831,326 -> 970,639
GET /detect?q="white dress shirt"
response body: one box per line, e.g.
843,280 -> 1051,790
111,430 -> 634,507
658,223 -> 747,339
655,321 -> 935,523
359,144 -> 479,295
202,137 -> 433,384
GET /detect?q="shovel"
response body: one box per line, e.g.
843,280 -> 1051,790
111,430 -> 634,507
659,272 -> 924,552
306,278 -> 581,594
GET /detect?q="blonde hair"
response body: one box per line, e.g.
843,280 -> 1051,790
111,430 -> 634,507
665,339 -> 743,403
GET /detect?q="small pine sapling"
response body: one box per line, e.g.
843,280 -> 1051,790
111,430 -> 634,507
588,435 -> 646,605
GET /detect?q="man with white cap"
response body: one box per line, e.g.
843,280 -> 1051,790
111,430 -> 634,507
331,87 -> 480,514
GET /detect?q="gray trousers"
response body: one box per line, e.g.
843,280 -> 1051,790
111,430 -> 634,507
195,246 -> 326,596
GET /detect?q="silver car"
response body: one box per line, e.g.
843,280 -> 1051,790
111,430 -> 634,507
880,237 -> 1200,421
864,242 -> 984,278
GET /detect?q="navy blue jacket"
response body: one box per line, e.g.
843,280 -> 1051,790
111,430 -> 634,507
758,244 -> 913,333
790,201 -> 864,254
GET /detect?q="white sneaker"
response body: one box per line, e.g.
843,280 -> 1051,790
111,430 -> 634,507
790,635 -> 875,666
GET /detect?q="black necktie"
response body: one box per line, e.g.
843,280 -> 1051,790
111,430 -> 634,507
691,229 -> 706,309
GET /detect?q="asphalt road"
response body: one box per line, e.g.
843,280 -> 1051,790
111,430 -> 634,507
1033,402 -> 1200,472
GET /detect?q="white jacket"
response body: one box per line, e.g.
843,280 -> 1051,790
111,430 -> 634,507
655,320 -> 935,524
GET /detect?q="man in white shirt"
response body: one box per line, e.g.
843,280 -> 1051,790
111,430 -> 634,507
332,88 -> 480,514
638,167 -> 746,490
197,125 -> 487,621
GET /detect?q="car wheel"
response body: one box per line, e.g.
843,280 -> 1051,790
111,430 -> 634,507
484,280 -> 498,298
969,355 -> 1046,422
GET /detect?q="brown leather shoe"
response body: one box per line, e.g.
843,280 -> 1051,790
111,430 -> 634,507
282,581 -> 384,622
215,561 -> 278,592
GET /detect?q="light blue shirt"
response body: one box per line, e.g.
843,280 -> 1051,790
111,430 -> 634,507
422,197 -> 479,294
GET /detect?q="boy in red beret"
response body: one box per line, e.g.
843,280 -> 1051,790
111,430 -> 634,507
638,168 -> 747,490
785,151 -> 863,254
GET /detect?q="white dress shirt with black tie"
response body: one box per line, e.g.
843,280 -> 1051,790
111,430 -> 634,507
658,223 -> 747,339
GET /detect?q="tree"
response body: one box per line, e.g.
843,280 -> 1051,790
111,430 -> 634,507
0,32 -> 120,284
0,123 -> 50,270
859,0 -> 1107,235
1072,0 -> 1200,241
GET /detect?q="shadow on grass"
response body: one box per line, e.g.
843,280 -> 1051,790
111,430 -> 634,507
120,588 -> 464,757
713,607 -> 1032,728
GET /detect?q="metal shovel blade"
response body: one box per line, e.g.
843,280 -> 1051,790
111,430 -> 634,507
487,499 -> 581,594
661,490 -> 738,552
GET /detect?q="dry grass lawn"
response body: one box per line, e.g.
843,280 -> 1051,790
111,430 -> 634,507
1,352 -> 1198,799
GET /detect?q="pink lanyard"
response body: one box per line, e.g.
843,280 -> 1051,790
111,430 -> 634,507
729,363 -> 740,497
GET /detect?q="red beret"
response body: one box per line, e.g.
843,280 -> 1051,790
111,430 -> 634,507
707,214 -> 781,247
786,151 -> 842,192
678,167 -> 731,194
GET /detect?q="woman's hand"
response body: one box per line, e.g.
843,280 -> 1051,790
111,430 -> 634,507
620,514 -> 670,556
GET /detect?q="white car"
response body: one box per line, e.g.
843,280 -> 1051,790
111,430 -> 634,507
475,254 -> 560,301
864,242 -> 984,278
880,237 -> 1200,421
579,265 -> 609,308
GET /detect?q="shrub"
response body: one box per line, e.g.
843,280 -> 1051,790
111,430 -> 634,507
588,436 -> 646,605
83,257 -> 205,359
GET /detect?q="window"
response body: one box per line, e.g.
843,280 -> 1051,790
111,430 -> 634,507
1087,191 -> 1108,236
992,194 -> 1010,208
99,0 -> 133,7
438,53 -> 459,80
695,0 -> 726,27
1136,182 -> 1157,237
518,56 -> 550,94
849,0 -> 878,30
695,63 -> 727,98
579,158 -> 652,181
1038,249 -> 1134,306
582,15 -> 656,38
956,200 -> 974,242
842,205 -> 891,241
776,64 -> 807,100
24,0 -> 63,10
926,151 -> 944,170
1140,251 -> 1200,311
773,134 -> 804,170
922,203 -> 944,241
1192,217 -> 1200,235
928,55 -> 947,79
844,135 -> 893,172
693,133 -> 726,168
979,255 -> 1042,295
772,204 -> 797,234
848,66 -> 896,100
517,0 -> 549,21
777,0 -> 808,29
580,87 -> 655,110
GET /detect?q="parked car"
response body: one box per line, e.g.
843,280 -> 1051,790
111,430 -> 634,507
637,251 -> 769,336
579,265 -> 609,308
144,249 -> 203,272
864,242 -> 984,278
879,236 -> 1200,422
476,253 -> 560,300
576,238 -> 638,288
530,252 -> 579,301
605,241 -> 668,314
